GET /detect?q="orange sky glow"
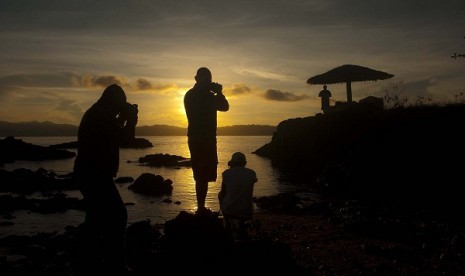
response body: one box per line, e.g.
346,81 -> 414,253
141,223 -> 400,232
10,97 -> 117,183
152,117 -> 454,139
1,1 -> 464,127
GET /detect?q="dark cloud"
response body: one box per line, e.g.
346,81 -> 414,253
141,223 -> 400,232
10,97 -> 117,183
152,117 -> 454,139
151,83 -> 179,92
264,89 -> 310,102
327,0 -> 465,27
1,0 -> 464,38
73,74 -> 126,88
0,72 -> 129,91
226,84 -> 252,95
136,78 -> 152,90
72,74 -> 176,91
93,76 -> 124,87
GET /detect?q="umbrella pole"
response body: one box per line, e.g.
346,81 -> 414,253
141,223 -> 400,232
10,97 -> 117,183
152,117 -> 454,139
346,81 -> 352,103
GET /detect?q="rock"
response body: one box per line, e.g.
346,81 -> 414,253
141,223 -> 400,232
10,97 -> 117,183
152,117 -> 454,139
138,153 -> 190,167
0,136 -> 75,165
128,173 -> 173,195
0,168 -> 78,194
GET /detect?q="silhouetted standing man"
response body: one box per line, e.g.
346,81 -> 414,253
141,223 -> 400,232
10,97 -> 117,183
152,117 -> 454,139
73,84 -> 138,274
319,85 -> 332,113
184,67 -> 229,215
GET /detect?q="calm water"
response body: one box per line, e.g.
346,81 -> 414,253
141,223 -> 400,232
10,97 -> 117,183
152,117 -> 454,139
0,136 -> 311,237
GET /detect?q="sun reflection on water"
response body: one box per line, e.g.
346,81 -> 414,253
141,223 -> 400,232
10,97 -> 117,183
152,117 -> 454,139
1,136 -> 298,236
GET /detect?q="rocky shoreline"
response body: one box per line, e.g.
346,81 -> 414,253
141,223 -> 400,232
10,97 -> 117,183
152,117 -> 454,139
1,192 -> 465,275
2,103 -> 465,275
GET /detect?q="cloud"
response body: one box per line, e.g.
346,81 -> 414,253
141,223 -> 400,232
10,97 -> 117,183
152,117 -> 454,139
70,75 -> 178,93
149,82 -> 179,93
55,99 -> 83,120
0,85 -> 12,100
1,0 -> 464,126
94,76 -> 125,87
233,68 -> 296,82
81,76 -> 125,87
72,74 -> 127,88
0,73 -> 72,87
225,84 -> 252,96
133,79 -> 179,93
263,89 -> 310,102
136,78 -> 152,90
0,86 -> 86,123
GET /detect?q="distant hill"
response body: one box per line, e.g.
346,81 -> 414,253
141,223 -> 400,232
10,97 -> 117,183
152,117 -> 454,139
0,121 -> 276,136
137,124 -> 276,136
0,121 -> 78,137
136,124 -> 186,136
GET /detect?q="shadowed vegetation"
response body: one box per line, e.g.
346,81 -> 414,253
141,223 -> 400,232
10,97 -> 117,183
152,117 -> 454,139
254,101 -> 465,220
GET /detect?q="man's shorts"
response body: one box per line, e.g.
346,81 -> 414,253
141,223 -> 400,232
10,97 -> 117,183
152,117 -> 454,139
188,137 -> 218,182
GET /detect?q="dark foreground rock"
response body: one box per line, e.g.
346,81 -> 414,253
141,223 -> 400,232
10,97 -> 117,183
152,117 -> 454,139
2,203 -> 465,276
0,168 -> 78,194
1,192 -> 465,275
0,193 -> 84,214
0,211 -> 308,275
127,211 -> 306,274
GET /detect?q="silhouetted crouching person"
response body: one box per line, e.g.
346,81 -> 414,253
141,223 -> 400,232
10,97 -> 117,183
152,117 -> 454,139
73,84 -> 138,274
218,152 -> 257,240
184,67 -> 229,215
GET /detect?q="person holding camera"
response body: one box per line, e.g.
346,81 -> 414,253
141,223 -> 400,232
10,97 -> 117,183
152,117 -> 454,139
184,67 -> 229,215
73,83 -> 138,274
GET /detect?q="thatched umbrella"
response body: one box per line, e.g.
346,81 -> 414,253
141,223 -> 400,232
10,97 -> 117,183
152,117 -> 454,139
307,64 -> 394,103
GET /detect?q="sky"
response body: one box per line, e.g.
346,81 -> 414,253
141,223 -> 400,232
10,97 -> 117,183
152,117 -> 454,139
0,0 -> 464,127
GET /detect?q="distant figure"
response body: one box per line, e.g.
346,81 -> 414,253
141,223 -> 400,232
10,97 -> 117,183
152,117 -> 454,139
319,85 -> 332,112
184,67 -> 229,215
73,84 -> 138,274
218,152 -> 258,239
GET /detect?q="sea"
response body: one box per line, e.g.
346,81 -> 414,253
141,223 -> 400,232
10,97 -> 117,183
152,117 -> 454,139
0,136 -> 313,238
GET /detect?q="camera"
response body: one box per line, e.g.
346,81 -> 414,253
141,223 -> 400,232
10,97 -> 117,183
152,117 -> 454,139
210,82 -> 222,94
126,103 -> 138,114
119,102 -> 138,124
121,102 -> 138,116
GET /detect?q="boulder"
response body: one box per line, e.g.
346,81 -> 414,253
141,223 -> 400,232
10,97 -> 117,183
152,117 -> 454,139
128,173 -> 173,195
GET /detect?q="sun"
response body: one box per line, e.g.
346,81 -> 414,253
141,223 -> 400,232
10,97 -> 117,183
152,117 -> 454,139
175,91 -> 188,126
177,106 -> 188,125
171,86 -> 231,127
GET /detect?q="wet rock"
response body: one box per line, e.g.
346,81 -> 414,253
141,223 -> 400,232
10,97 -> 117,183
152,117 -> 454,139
0,168 -> 78,194
0,136 -> 75,165
128,173 -> 173,195
138,153 -> 190,167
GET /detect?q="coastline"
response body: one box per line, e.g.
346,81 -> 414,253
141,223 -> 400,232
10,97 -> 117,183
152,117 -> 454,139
2,103 -> 465,274
1,193 -> 465,275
